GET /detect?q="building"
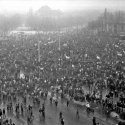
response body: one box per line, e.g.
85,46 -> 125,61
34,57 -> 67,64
88,9 -> 125,35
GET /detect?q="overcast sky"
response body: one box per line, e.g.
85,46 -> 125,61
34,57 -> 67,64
0,0 -> 125,14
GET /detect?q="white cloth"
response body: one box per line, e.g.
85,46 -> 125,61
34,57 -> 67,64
86,103 -> 90,108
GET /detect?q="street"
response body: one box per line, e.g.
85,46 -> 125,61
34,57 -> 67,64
0,93 -> 117,125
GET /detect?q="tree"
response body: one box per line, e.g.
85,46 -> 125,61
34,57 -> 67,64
0,14 -> 22,36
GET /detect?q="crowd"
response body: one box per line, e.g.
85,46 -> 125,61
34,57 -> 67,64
0,28 -> 125,124
0,84 -> 48,125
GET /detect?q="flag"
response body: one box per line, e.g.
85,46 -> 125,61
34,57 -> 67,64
49,51 -> 53,54
123,66 -> 125,70
96,55 -> 100,60
84,54 -> 87,58
19,70 -> 25,79
79,68 -> 83,72
123,50 -> 125,54
63,43 -> 67,47
34,43 -> 37,46
72,64 -> 75,68
48,37 -> 51,40
48,40 -> 56,44
117,52 -> 122,57
115,45 -> 119,48
40,67 -> 44,70
64,54 -> 70,59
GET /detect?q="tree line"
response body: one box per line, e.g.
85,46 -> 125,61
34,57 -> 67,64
1,6 -> 124,35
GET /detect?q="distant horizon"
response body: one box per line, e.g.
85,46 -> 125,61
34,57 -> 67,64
0,6 -> 124,16
0,0 -> 125,15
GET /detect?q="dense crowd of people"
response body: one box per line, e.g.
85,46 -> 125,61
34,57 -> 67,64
0,28 -> 125,124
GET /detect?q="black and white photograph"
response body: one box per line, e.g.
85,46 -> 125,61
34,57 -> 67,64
0,0 -> 125,125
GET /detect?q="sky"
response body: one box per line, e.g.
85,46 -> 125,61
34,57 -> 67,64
0,0 -> 125,14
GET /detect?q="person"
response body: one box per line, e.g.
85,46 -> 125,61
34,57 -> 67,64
0,114 -> 2,125
106,109 -> 109,120
10,118 -> 12,125
10,102 -> 13,112
55,99 -> 58,107
45,92 -> 48,99
24,96 -> 26,105
0,109 -> 2,118
42,104 -> 45,112
50,97 -> 52,104
61,117 -> 64,125
39,107 -> 42,113
118,121 -> 122,125
30,111 -> 34,123
42,104 -> 45,120
3,108 -> 6,119
86,107 -> 90,117
39,107 -> 42,121
5,119 -> 9,125
67,100 -> 69,108
76,109 -> 80,120
93,117 -> 96,125
59,112 -> 62,120
42,110 -> 45,120
21,103 -> 24,116
27,116 -> 31,125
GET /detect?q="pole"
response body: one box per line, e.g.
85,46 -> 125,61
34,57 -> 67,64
58,20 -> 61,80
38,41 -> 41,62
58,31 -> 61,51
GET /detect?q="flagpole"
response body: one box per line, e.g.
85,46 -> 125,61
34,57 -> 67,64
38,40 -> 41,80
59,29 -> 61,51
58,17 -> 61,80
38,41 -> 41,62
